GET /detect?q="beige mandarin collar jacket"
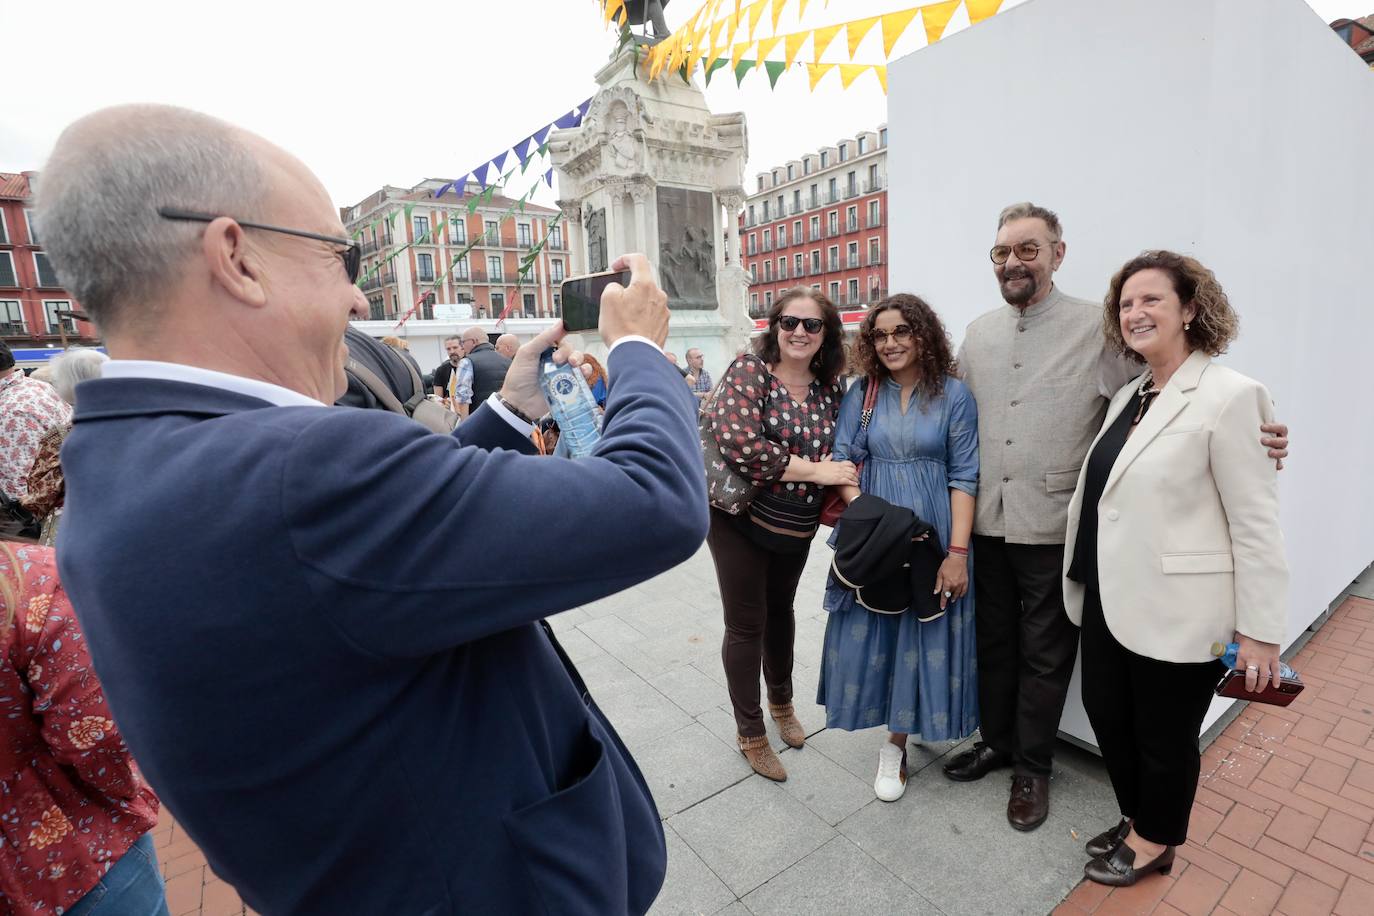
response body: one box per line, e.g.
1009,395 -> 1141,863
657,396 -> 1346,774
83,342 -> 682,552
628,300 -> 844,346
1062,349 -> 1289,663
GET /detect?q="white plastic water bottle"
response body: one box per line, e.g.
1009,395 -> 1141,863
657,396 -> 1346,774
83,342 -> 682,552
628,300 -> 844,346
539,348 -> 602,458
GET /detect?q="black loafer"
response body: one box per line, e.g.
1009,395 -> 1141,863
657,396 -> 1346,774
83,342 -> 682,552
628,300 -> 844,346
942,742 -> 1012,782
1085,818 -> 1131,858
1084,843 -> 1175,887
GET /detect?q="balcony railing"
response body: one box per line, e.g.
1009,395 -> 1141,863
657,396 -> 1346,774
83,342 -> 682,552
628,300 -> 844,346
847,256 -> 860,269
547,238 -> 567,251
470,270 -> 488,283
517,237 -> 533,249
845,186 -> 859,199
847,220 -> 859,233
360,240 -> 379,255
868,254 -> 885,266
761,241 -> 773,252
745,215 -> 757,228
0,321 -> 26,336
865,177 -> 884,193
450,236 -> 468,247
809,230 -> 823,242
827,260 -> 839,272
826,226 -> 840,239
866,215 -> 884,229
418,272 -> 436,284
827,191 -> 840,204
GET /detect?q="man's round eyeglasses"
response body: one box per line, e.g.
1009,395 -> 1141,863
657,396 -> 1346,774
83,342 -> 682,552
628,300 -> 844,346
869,325 -> 914,345
778,315 -> 824,334
159,207 -> 362,284
989,241 -> 1045,266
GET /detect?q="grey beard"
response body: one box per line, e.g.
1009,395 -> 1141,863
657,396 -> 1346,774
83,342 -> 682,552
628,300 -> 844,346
1000,275 -> 1037,306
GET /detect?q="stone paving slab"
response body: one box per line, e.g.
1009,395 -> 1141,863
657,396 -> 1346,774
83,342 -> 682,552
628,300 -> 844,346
742,835 -> 942,915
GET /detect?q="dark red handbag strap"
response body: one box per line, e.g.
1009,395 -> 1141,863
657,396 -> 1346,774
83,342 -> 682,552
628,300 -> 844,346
859,376 -> 879,430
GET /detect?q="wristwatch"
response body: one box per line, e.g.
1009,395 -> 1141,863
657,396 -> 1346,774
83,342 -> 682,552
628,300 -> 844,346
495,393 -> 536,425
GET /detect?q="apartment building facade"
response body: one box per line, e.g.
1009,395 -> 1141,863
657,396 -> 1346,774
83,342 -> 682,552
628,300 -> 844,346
0,171 -> 100,348
739,126 -> 889,318
342,179 -> 582,324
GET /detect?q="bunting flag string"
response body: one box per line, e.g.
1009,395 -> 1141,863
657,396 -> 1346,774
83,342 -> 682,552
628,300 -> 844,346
428,98 -> 591,200
645,0 -> 1004,85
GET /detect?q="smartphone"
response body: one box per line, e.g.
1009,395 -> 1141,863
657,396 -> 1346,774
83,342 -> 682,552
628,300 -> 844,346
560,270 -> 631,333
1213,668 -> 1304,707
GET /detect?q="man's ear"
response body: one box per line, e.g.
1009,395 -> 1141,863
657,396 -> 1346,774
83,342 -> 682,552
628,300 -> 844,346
1051,240 -> 1067,272
203,218 -> 268,308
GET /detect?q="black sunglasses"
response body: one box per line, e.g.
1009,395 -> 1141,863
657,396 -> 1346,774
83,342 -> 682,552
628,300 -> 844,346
158,207 -> 362,284
778,315 -> 824,334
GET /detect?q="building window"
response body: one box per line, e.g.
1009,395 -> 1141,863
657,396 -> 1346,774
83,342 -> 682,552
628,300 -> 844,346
1,299 -> 23,334
551,259 -> 565,282
368,297 -> 384,321
848,278 -> 859,304
491,293 -> 505,316
776,195 -> 784,216
26,209 -> 43,244
420,293 -> 436,321
44,300 -> 75,335
820,150 -> 829,168
847,206 -> 858,231
450,216 -> 467,244
839,143 -> 849,162
868,199 -> 881,227
748,205 -> 755,224
794,253 -> 804,276
455,256 -> 470,280
828,281 -> 840,302
750,264 -> 758,282
847,241 -> 858,268
413,216 -> 430,240
793,219 -> 802,240
868,163 -> 880,191
765,290 -> 773,307
417,253 -> 435,282
772,169 -> 779,185
777,225 -> 787,247
748,233 -> 757,255
847,171 -> 857,196
33,252 -> 61,288
858,136 -> 868,154
0,252 -> 16,288
0,212 -> 7,245
810,250 -> 821,273
880,128 -> 888,146
762,228 -> 771,251
827,177 -> 837,202
553,293 -> 561,310
777,256 -> 786,278
787,164 -> 795,180
764,262 -> 773,281
750,292 -> 759,309
488,255 -> 503,282
828,245 -> 839,272
869,238 -> 881,264
828,212 -> 838,234
762,201 -> 770,221
517,223 -> 532,247
809,216 -> 820,241
551,225 -> 563,248
523,293 -> 536,316
792,189 -> 801,213
484,220 -> 499,245
803,158 -> 812,175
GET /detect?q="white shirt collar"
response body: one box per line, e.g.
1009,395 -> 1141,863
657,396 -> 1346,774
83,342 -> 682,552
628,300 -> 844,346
100,360 -> 327,408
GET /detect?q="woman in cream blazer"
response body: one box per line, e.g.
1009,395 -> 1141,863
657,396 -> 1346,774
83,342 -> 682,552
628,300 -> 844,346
1062,251 -> 1287,888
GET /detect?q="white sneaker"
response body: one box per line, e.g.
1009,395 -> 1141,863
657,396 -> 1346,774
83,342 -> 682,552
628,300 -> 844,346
874,741 -> 908,802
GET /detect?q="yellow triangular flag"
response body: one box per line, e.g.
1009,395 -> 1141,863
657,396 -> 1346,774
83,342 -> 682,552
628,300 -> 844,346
880,8 -> 921,56
687,31 -> 709,76
730,41 -> 752,71
812,23 -> 842,63
756,35 -> 782,67
798,0 -> 809,19
845,16 -> 879,60
838,63 -> 867,88
874,65 -> 888,94
603,0 -> 626,26
807,62 -> 835,90
922,0 -> 961,45
707,18 -> 729,65
747,0 -> 768,39
965,0 -> 1005,24
784,30 -> 808,68
770,0 -> 788,32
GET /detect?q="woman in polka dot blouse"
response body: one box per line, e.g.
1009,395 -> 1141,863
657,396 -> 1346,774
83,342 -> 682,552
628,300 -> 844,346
705,288 -> 856,782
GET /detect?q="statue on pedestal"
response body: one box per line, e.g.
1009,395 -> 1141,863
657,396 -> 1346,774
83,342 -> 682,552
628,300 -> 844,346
624,0 -> 671,41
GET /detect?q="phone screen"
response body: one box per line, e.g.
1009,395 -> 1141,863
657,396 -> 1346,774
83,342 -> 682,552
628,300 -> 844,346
560,271 -> 630,333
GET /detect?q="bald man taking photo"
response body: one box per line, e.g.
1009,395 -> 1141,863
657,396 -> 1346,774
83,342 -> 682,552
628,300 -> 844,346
39,104 -> 706,916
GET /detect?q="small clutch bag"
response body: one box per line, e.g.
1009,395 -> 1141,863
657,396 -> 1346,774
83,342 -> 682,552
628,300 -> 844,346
1214,668 -> 1304,707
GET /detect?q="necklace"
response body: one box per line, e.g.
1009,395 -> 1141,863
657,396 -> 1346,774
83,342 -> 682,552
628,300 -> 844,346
1132,371 -> 1161,426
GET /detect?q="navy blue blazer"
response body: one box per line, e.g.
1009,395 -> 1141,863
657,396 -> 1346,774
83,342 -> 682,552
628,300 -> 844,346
57,341 -> 708,916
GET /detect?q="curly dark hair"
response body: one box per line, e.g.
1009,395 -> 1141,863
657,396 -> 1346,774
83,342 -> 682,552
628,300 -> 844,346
853,294 -> 958,401
752,286 -> 847,385
1103,250 -> 1239,364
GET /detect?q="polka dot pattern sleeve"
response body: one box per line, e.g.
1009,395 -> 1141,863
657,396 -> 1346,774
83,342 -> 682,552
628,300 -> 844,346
709,356 -> 842,501
711,356 -> 790,485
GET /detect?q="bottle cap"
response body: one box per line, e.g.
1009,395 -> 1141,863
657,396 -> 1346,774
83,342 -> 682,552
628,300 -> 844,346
1210,642 -> 1226,658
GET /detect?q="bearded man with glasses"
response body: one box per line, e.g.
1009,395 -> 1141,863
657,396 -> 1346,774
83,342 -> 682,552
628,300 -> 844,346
943,202 -> 1290,833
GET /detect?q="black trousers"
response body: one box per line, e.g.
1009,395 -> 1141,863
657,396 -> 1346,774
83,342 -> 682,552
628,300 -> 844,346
972,536 -> 1079,776
706,509 -> 810,738
1080,586 -> 1224,846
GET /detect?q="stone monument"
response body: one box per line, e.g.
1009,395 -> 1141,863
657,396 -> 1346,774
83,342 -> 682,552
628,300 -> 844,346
548,39 -> 752,374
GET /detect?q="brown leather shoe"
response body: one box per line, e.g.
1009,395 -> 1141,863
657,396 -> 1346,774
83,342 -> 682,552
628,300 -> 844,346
1007,773 -> 1049,831
768,703 -> 806,749
1084,843 -> 1175,886
738,734 -> 787,782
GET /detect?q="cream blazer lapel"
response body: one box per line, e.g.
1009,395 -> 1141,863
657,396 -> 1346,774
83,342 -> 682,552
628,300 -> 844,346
1099,349 -> 1211,499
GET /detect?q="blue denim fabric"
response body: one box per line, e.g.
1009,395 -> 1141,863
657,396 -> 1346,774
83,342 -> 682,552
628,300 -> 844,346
65,833 -> 169,916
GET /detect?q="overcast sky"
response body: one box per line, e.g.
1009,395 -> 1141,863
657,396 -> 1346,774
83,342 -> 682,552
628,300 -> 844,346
1,0 -> 1366,210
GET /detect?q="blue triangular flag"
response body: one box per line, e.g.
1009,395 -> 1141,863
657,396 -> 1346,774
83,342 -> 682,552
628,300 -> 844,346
544,168 -> 555,188
491,150 -> 509,173
533,124 -> 552,145
474,161 -> 490,189
431,182 -> 451,198
513,136 -> 534,162
554,109 -> 580,129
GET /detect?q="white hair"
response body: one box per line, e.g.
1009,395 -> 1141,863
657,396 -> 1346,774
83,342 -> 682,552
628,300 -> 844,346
50,347 -> 109,405
35,104 -> 266,331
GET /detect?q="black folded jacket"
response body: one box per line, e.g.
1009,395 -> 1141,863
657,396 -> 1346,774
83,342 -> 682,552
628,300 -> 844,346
830,493 -> 945,621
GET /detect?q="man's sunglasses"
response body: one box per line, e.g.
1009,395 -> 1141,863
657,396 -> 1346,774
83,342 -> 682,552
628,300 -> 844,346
989,241 -> 1045,266
778,315 -> 824,334
158,207 -> 362,284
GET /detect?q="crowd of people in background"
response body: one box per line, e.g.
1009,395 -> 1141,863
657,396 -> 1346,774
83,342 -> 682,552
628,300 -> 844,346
0,98 -> 1302,916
